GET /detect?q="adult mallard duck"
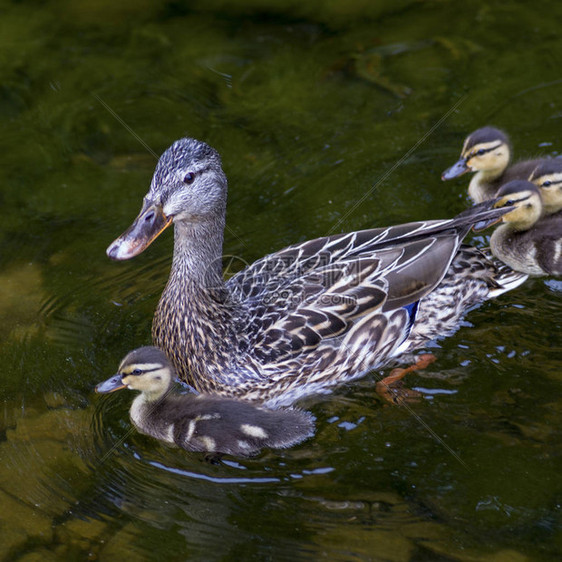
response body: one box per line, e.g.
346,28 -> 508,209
441,126 -> 547,204
106,138 -> 526,406
96,346 -> 314,456
479,180 -> 562,276
528,159 -> 562,215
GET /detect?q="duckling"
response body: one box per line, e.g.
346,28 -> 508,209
528,159 -> 562,215
96,346 -> 315,457
442,126 -> 545,204
484,180 -> 562,276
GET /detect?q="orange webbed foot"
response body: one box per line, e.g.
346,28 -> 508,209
376,353 -> 437,405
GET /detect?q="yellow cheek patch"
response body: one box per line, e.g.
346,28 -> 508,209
122,375 -> 135,387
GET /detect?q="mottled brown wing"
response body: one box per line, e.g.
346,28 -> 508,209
228,200 -> 509,305
226,201 -> 509,365
243,237 -> 460,364
239,256 -> 389,363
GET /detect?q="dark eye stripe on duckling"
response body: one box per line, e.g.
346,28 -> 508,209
465,141 -> 503,159
121,363 -> 163,375
539,177 -> 562,188
501,194 -> 532,206
462,127 -> 509,153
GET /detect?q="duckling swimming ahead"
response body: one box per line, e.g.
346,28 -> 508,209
442,126 -> 546,204
480,180 -> 562,277
96,346 -> 315,457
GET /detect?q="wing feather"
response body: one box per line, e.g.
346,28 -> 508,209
225,202 -> 506,367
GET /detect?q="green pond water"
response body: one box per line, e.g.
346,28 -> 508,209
1,0 -> 562,560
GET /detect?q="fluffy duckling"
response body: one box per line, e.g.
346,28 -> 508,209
483,180 -> 562,276
96,346 -> 315,457
442,126 -> 545,204
528,159 -> 562,215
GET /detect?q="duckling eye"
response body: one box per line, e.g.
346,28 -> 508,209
541,180 -> 552,187
132,369 -> 142,376
476,149 -> 486,156
183,172 -> 196,185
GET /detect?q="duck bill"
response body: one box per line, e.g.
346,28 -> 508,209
95,374 -> 126,393
441,157 -> 469,180
106,200 -> 172,261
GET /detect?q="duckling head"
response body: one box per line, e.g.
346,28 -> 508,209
442,126 -> 511,180
96,346 -> 174,401
106,138 -> 227,261
492,180 -> 543,231
529,159 -> 562,214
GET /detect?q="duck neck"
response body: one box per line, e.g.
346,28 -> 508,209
469,168 -> 505,203
490,213 -> 536,259
137,387 -> 167,404
153,210 -> 239,388
542,197 -> 562,215
130,390 -> 175,443
170,214 -> 226,289
478,163 -> 506,182
130,391 -> 158,426
490,225 -> 515,265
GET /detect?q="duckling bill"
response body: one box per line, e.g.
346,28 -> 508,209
96,346 -> 315,457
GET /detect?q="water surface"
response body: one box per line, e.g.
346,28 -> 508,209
1,1 -> 562,560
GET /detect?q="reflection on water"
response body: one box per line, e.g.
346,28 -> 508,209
1,0 -> 562,559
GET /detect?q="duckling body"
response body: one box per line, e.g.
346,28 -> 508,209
469,159 -> 544,204
489,180 -> 562,276
442,126 -> 547,204
106,138 -> 526,406
96,347 -> 314,456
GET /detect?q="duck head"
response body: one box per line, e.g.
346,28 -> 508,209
96,346 -> 174,401
491,180 -> 543,231
106,138 -> 227,261
442,126 -> 511,180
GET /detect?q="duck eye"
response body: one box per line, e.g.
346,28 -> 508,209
183,172 -> 196,184
132,369 -> 142,376
542,180 -> 552,187
476,149 -> 486,156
